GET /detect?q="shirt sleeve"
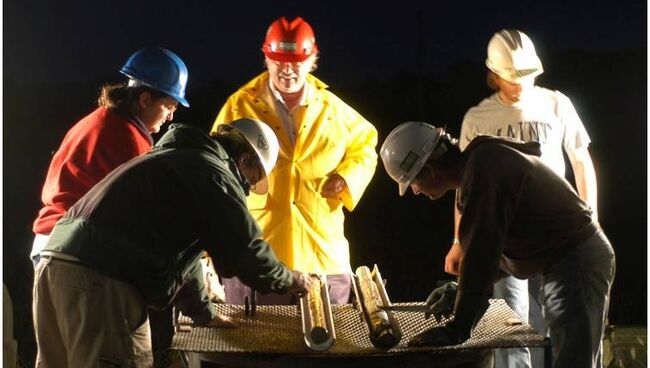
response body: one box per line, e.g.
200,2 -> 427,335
333,109 -> 378,211
556,91 -> 591,152
459,111 -> 476,152
456,156 -> 523,328
192,173 -> 294,294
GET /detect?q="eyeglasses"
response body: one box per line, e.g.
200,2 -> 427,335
267,59 -> 306,72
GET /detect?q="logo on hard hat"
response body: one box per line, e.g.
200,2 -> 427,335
399,151 -> 419,172
257,135 -> 269,151
279,42 -> 297,52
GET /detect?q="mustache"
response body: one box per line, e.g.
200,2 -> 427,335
278,72 -> 297,79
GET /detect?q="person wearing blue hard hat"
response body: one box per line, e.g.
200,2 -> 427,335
30,46 -> 190,265
120,46 -> 190,109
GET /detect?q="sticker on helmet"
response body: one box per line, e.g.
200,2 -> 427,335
279,42 -> 297,52
399,151 -> 419,172
257,135 -> 269,150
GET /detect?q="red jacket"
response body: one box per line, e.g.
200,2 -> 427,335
33,107 -> 152,234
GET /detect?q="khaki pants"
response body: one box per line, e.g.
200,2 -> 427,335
33,257 -> 153,368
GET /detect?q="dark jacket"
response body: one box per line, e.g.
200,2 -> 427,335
44,123 -> 293,324
455,136 -> 598,327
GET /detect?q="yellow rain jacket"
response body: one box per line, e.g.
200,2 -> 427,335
212,72 -> 378,274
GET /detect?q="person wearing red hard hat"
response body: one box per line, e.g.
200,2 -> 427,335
262,16 -> 318,62
212,16 -> 378,306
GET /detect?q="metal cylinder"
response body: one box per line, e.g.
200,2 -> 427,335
307,275 -> 329,343
354,265 -> 401,348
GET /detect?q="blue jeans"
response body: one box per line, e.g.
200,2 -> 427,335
541,230 -> 615,368
493,276 -> 533,368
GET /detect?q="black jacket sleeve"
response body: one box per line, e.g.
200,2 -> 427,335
193,173 -> 294,294
456,186 -> 519,331
173,260 -> 216,325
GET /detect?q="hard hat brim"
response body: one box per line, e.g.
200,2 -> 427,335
263,50 -> 314,63
486,60 -> 543,84
495,70 -> 543,84
174,95 -> 190,108
398,182 -> 408,196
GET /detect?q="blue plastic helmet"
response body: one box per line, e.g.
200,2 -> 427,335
119,47 -> 190,107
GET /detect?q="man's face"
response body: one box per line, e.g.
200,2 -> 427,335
497,76 -> 535,104
409,166 -> 451,200
237,152 -> 265,192
265,55 -> 316,94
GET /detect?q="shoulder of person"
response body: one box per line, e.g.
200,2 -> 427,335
232,72 -> 270,98
465,94 -> 500,116
533,86 -> 573,105
79,108 -> 138,139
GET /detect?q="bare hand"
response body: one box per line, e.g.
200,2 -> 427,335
205,314 -> 239,328
444,241 -> 463,276
320,174 -> 346,199
288,270 -> 313,297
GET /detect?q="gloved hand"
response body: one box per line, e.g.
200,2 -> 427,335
287,270 -> 313,297
424,281 -> 458,321
407,321 -> 470,347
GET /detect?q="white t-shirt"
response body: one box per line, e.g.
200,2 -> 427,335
459,86 -> 590,176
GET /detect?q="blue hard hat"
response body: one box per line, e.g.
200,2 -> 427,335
120,47 -> 190,107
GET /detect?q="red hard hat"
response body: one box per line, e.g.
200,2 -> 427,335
262,17 -> 318,62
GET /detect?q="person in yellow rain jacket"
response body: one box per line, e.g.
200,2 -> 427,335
211,16 -> 378,305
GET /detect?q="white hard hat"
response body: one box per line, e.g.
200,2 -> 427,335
486,29 -> 543,83
380,122 -> 448,196
217,118 -> 280,194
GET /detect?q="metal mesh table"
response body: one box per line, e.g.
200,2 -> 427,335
172,299 -> 550,367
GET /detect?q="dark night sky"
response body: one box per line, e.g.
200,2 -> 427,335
4,0 -> 647,87
2,1 -> 648,365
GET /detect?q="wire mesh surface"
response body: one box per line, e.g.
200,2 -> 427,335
172,299 -> 547,355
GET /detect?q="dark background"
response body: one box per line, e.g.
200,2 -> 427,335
4,0 -> 647,365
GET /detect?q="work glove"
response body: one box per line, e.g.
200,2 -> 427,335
287,270 -> 313,298
424,280 -> 458,321
408,321 -> 470,347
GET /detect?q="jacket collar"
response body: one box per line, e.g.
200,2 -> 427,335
239,71 -> 329,101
